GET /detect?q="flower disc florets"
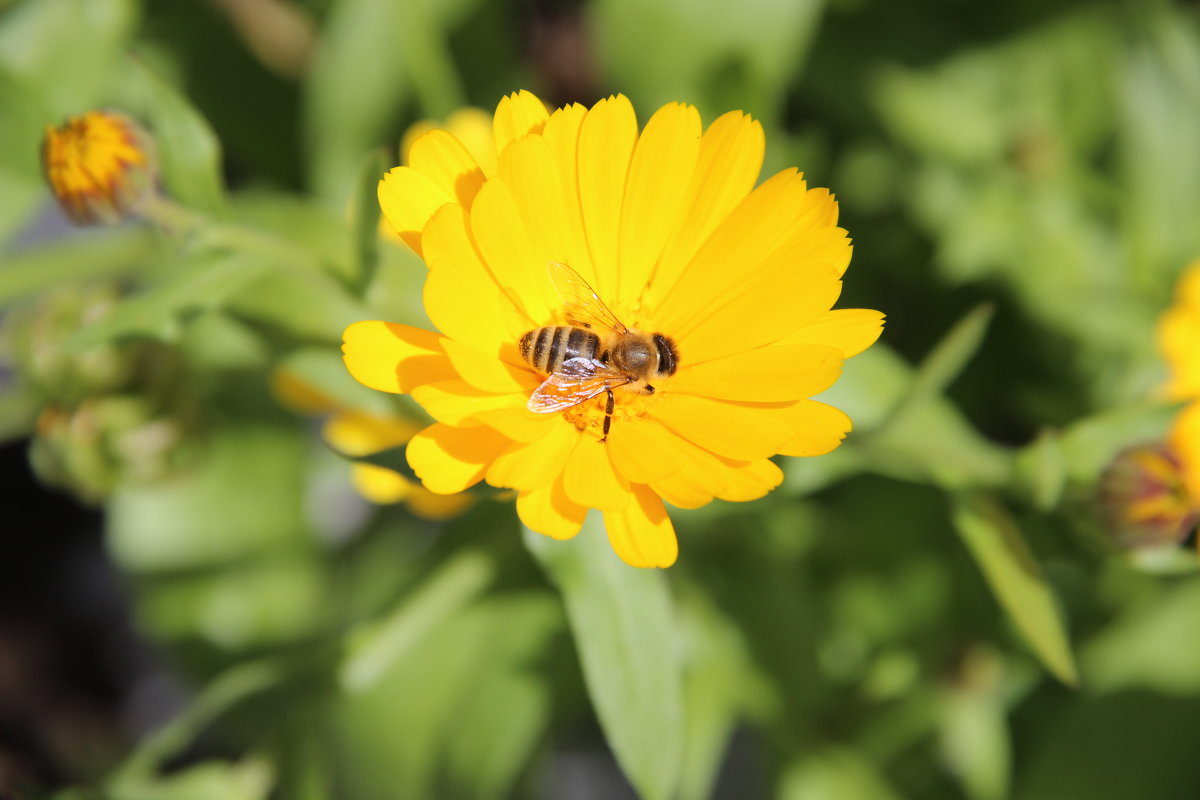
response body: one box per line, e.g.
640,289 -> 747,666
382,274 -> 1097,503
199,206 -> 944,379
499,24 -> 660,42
343,91 -> 884,567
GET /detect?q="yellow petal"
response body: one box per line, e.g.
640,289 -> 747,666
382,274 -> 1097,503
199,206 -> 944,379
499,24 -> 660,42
272,370 -> 337,414
472,405 -> 558,443
770,398 -> 853,457
406,422 -> 510,494
653,393 -> 792,460
445,107 -> 498,175
422,203 -> 531,344
351,463 -> 411,504
648,432 -> 733,509
1169,401 -> 1200,502
411,379 -> 525,426
648,110 -> 764,305
496,134 -> 581,290
469,178 -> 557,326
615,102 -> 702,305
405,486 -> 475,520
606,417 -> 687,484
493,90 -> 549,154
377,166 -> 453,256
655,172 -> 850,335
782,308 -> 885,359
603,484 -> 678,568
716,458 -> 783,502
577,95 -> 638,300
669,343 -> 843,403
407,128 -> 486,209
323,409 -> 419,457
517,477 -> 586,540
487,419 -> 580,491
442,338 -> 536,394
342,321 -> 456,394
670,264 -> 842,365
541,103 -> 597,287
563,434 -> 631,511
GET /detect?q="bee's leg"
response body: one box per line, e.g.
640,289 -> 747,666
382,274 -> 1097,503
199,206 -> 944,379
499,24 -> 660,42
599,388 -> 615,443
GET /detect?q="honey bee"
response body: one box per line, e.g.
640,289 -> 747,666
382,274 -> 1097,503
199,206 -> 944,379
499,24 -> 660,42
520,262 -> 679,442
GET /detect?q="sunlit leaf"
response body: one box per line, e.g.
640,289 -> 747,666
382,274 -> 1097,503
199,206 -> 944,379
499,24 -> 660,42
524,518 -> 684,800
340,549 -> 494,692
880,302 -> 994,432
0,226 -> 161,305
64,253 -> 273,350
950,493 -> 1078,686
113,54 -> 227,215
677,588 -> 751,800
1014,428 -> 1067,511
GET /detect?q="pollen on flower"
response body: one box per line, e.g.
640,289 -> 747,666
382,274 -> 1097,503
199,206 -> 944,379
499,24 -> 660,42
41,110 -> 155,225
561,386 -> 661,438
344,90 -> 885,568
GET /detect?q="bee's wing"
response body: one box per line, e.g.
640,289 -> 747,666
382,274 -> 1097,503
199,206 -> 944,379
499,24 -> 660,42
527,357 -> 630,414
546,261 -> 629,336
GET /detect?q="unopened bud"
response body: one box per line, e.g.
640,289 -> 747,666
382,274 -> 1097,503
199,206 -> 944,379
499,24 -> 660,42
1098,443 -> 1197,549
41,110 -> 156,225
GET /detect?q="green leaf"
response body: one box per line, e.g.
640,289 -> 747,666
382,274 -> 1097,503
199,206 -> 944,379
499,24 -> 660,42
304,0 -> 472,203
938,655 -> 1011,800
950,493 -> 1078,686
226,264 -> 370,344
1083,578 -> 1200,694
592,0 -> 826,125
113,55 -> 227,215
108,758 -> 275,800
880,302 -> 994,432
340,549 -> 494,692
779,748 -> 904,800
1014,428 -> 1067,511
64,254 -> 273,351
333,593 -> 556,800
524,517 -> 684,800
114,659 -> 285,783
0,226 -> 161,305
677,589 -> 751,800
0,0 -> 135,141
350,147 -> 389,292
304,0 -> 408,203
108,419 -> 311,572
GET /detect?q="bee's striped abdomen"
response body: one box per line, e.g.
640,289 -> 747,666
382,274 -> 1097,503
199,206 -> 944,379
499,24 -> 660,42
519,326 -> 601,373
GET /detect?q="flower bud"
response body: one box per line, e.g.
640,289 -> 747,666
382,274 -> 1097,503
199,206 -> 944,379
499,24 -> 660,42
41,110 -> 156,225
1098,443 -> 1197,549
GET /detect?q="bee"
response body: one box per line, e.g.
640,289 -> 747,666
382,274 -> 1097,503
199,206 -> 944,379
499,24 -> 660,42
519,262 -> 679,442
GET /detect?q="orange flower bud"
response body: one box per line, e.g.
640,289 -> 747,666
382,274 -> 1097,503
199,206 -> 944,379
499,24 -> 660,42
41,110 -> 155,225
1099,443 -> 1197,549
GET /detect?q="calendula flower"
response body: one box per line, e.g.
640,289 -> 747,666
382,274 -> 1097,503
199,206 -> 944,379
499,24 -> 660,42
41,110 -> 155,225
1158,260 -> 1200,525
272,371 -> 472,519
343,91 -> 884,567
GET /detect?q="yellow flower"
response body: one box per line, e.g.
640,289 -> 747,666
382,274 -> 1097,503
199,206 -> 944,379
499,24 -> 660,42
343,91 -> 884,567
41,110 -> 155,225
272,371 -> 472,519
1159,260 -> 1200,512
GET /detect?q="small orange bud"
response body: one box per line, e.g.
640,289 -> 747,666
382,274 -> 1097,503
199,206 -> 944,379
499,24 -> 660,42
41,110 -> 155,225
1099,443 -> 1198,549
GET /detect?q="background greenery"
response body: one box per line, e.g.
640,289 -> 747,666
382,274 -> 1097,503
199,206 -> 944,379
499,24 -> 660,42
2,0 -> 1199,798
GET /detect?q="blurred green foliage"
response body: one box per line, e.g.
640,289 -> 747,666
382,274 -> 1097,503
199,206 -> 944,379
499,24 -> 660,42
3,0 -> 1200,798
